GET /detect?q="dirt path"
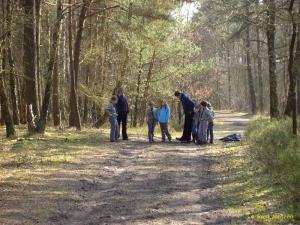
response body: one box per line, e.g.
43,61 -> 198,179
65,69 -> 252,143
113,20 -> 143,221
0,112 -> 251,225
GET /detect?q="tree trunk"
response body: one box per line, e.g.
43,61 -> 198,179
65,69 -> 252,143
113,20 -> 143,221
265,0 -> 280,118
83,66 -> 90,123
35,0 -> 63,133
68,0 -> 91,130
290,0 -> 300,135
35,0 -> 42,110
114,2 -> 133,93
68,0 -> 80,129
23,0 -> 39,129
52,50 -> 60,127
19,79 -> 27,124
133,48 -> 143,127
6,0 -> 19,124
0,50 -> 15,137
139,50 -> 155,126
245,4 -> 257,114
227,46 -> 231,106
285,0 -> 296,116
256,0 -> 264,113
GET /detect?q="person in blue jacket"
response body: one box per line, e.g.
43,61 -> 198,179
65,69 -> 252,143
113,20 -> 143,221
116,88 -> 129,140
156,99 -> 172,142
175,91 -> 195,143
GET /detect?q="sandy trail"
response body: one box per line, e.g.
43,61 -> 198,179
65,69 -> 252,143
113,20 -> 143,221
0,112 -> 251,225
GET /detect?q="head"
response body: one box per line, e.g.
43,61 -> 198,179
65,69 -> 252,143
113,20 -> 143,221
117,87 -> 124,96
207,102 -> 211,108
111,95 -> 118,104
148,101 -> 154,107
160,99 -> 167,106
200,101 -> 208,109
174,91 -> 181,99
196,103 -> 201,110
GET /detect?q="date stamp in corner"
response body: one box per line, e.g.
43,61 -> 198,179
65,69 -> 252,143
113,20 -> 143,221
249,213 -> 294,223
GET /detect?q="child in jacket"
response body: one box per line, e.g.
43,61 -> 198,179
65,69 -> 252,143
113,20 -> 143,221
156,99 -> 172,142
105,96 -> 119,142
146,101 -> 157,143
197,101 -> 213,145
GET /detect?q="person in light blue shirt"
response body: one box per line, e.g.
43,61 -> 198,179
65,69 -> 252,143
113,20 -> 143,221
156,99 -> 172,142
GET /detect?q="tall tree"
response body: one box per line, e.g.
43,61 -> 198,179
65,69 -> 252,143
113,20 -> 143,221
245,1 -> 257,114
290,0 -> 300,135
285,0 -> 296,116
35,0 -> 63,132
265,0 -> 280,118
68,0 -> 92,130
255,0 -> 264,113
6,0 -> 19,124
52,50 -> 60,127
23,0 -> 39,130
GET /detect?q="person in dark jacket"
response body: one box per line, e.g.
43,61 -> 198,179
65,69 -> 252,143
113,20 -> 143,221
116,88 -> 129,140
175,91 -> 195,143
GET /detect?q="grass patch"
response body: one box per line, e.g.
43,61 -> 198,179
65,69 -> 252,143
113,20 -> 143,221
0,126 -> 109,223
215,118 -> 299,225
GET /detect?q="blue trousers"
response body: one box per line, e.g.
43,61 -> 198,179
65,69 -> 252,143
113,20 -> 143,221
147,121 -> 156,143
109,117 -> 119,142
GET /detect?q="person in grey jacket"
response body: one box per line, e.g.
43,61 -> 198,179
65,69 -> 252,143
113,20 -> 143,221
105,96 -> 119,142
146,101 -> 157,143
196,101 -> 213,145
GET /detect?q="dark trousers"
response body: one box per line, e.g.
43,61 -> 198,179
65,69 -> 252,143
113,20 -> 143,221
117,112 -> 128,140
159,123 -> 171,141
181,113 -> 194,141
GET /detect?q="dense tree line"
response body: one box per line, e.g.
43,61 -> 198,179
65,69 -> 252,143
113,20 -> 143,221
194,0 -> 300,134
0,0 -> 204,137
1,0 -> 300,137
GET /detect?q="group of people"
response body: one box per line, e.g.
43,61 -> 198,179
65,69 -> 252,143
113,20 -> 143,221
106,89 -> 215,145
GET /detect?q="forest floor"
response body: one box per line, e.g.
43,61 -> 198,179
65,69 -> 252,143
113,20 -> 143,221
0,112 -> 258,225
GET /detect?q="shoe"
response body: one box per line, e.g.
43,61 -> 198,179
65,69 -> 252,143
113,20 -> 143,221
168,139 -> 172,142
123,138 -> 129,141
176,137 -> 183,141
161,140 -> 166,143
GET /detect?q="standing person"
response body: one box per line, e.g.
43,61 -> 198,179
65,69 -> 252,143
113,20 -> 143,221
146,101 -> 157,143
197,101 -> 213,145
116,88 -> 129,140
175,91 -> 195,143
192,101 -> 200,143
105,96 -> 119,142
207,102 -> 215,144
156,99 -> 172,142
